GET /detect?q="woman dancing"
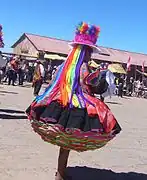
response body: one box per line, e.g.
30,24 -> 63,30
26,22 -> 121,180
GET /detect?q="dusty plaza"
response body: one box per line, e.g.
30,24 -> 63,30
0,84 -> 147,180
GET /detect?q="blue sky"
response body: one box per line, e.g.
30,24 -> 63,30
0,0 -> 147,53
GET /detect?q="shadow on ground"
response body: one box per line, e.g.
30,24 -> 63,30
0,109 -> 24,114
0,90 -> 18,95
0,108 -> 27,120
122,96 -> 131,99
106,101 -> 122,105
0,93 -> 5,96
0,114 -> 27,119
20,84 -> 32,88
66,166 -> 147,180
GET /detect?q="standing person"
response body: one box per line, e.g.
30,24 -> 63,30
7,56 -> 18,86
0,51 -> 7,68
18,59 -> 26,86
26,62 -> 34,82
4,60 -> 11,83
118,75 -> 124,97
26,22 -> 121,180
87,62 -> 116,102
99,63 -> 116,101
127,77 -> 134,96
7,66 -> 15,85
136,79 -> 141,97
0,68 -> 3,83
0,51 -> 7,83
18,58 -> 23,85
32,60 -> 45,96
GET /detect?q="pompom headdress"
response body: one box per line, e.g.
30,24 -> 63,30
0,25 -> 4,48
69,22 -> 100,53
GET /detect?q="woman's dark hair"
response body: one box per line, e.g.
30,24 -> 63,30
83,45 -> 93,63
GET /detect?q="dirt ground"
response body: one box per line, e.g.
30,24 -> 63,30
0,84 -> 147,180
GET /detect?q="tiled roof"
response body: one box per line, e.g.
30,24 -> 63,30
12,33 -> 147,66
26,33 -> 70,55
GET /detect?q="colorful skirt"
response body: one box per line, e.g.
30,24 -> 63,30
26,94 -> 121,152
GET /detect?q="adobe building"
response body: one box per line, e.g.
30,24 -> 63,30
11,33 -> 147,78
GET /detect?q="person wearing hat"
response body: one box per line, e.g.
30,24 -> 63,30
88,60 -> 100,73
26,22 -> 121,180
32,59 -> 45,96
86,62 -> 116,102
